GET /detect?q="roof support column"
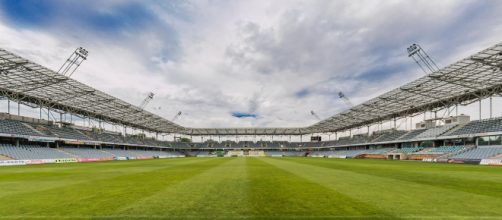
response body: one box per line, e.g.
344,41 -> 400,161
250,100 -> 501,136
490,96 -> 493,119
479,99 -> 482,120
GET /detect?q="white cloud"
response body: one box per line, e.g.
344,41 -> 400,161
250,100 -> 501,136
1,0 -> 502,133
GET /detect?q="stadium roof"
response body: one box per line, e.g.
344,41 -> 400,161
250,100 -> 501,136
0,48 -> 185,134
0,43 -> 501,135
309,43 -> 502,133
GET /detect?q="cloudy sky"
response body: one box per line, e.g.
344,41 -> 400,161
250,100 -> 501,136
1,0 -> 502,129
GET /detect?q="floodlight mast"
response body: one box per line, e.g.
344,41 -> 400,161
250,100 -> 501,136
139,92 -> 154,109
172,111 -> 182,121
310,110 -> 321,120
58,47 -> 88,77
407,44 -> 439,74
338,92 -> 354,107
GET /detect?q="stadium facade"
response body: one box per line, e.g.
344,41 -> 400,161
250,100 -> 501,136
1,43 -> 502,166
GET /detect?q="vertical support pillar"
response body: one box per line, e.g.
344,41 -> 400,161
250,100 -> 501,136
479,99 -> 482,120
490,96 -> 493,119
17,102 -> 20,116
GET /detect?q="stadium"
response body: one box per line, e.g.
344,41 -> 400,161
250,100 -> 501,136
1,1 -> 502,219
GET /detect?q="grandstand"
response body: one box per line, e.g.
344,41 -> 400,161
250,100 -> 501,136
0,43 -> 502,165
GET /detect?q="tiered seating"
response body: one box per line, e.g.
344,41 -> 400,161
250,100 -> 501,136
220,141 -> 237,148
273,141 -> 290,148
414,124 -> 457,139
42,125 -> 92,140
86,131 -> 124,143
267,142 -> 280,148
124,136 -> 144,145
256,141 -> 269,148
307,142 -> 323,148
398,129 -> 427,140
170,142 -> 190,148
195,151 -> 211,157
335,137 -> 352,146
423,146 -> 464,154
62,147 -> 114,158
191,143 -> 207,148
156,141 -> 172,148
447,117 -> 502,136
393,147 -> 423,154
349,135 -> 370,145
235,141 -> 256,148
0,144 -> 71,159
289,142 -> 306,148
450,146 -> 502,160
373,130 -> 408,142
0,120 -> 44,136
102,149 -> 142,157
142,138 -> 160,146
322,140 -> 337,147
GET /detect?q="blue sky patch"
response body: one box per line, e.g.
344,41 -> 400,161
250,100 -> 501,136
231,112 -> 258,119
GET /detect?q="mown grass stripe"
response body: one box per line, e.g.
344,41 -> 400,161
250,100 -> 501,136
285,157 -> 502,199
246,157 -> 395,219
264,157 -> 502,217
115,157 -> 251,218
0,158 -> 207,198
1,157 -> 502,219
0,158 -> 225,217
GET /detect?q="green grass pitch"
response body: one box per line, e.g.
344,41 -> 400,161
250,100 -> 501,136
0,157 -> 501,219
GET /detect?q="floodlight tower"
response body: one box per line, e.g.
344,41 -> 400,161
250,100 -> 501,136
58,47 -> 88,77
338,92 -> 354,107
172,111 -> 182,122
139,92 -> 154,109
310,110 -> 321,120
407,44 -> 439,74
